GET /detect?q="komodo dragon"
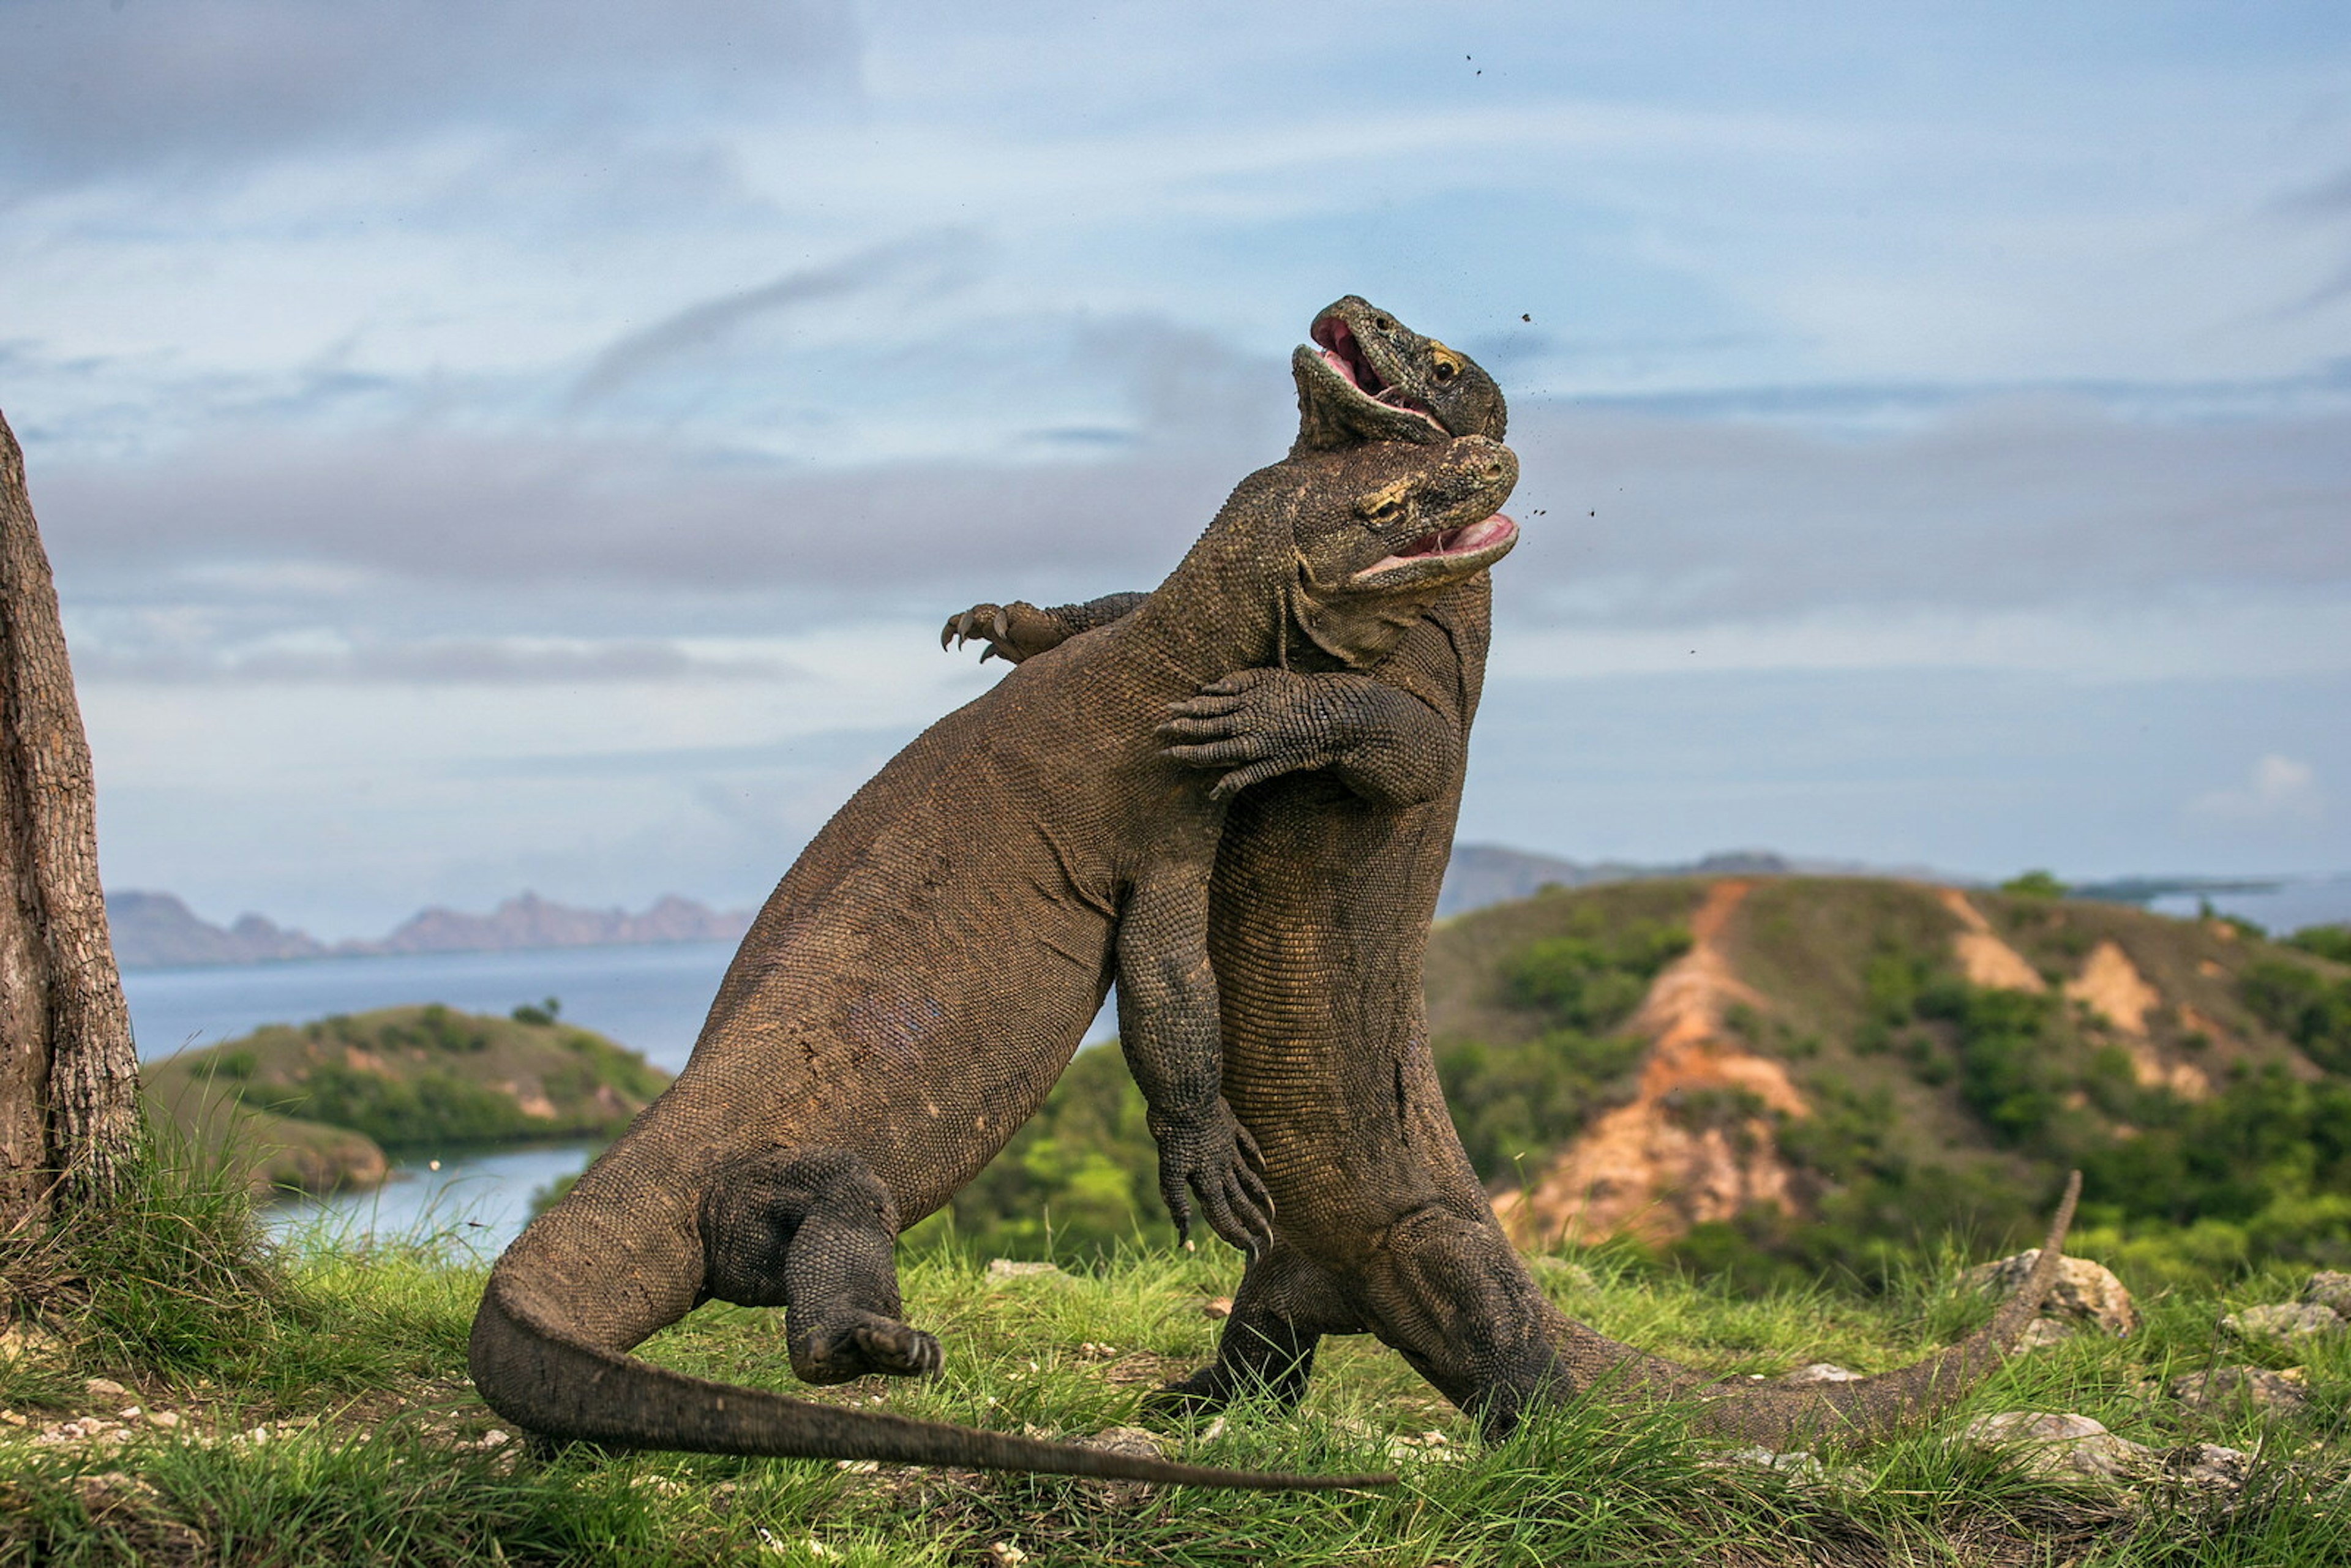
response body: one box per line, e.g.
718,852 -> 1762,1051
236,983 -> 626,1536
948,296 -> 2084,1449
468,427 -> 1520,1489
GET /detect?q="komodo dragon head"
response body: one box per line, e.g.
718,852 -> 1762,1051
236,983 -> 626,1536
1278,432 -> 1520,669
1294,294 -> 1507,450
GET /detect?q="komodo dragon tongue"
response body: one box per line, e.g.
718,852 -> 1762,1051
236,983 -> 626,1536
1679,1170 -> 2084,1446
470,1273 -> 1395,1490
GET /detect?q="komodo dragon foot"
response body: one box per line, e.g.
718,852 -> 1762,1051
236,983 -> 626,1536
700,1146 -> 945,1386
939,601 -> 1071,664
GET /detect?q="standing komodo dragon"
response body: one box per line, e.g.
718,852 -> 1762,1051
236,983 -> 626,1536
468,427 -> 1520,1488
948,296 -> 2083,1450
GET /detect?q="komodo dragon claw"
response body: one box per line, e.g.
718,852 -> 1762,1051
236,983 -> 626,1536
941,602 -> 1069,664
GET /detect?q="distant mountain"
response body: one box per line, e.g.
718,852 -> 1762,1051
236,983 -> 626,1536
1434,844 -> 1932,918
368,892 -> 751,955
105,889 -> 754,970
105,891 -> 329,969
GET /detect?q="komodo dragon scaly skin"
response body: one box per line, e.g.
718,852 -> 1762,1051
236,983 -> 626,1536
467,427 -> 1520,1490
948,296 -> 2085,1449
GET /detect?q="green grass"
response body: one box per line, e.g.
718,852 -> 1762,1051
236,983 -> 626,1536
2,1153 -> 2345,1564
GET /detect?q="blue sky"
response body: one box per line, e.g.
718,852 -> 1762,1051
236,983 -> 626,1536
6,1 -> 2350,936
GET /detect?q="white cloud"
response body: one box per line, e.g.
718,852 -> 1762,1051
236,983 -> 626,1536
2190,754 -> 2325,822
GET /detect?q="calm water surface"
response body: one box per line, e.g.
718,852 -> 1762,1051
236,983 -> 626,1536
121,941 -> 1116,1255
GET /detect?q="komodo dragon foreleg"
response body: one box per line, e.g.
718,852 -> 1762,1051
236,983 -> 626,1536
1118,855 -> 1275,1255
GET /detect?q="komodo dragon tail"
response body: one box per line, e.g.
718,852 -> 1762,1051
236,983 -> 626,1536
470,1269 -> 1396,1491
1681,1170 -> 2083,1448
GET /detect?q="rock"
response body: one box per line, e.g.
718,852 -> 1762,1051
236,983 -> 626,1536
1777,1364 -> 1862,1384
1199,1296 -> 1234,1319
1956,1411 -> 2156,1485
2303,1271 -> 2351,1316
2161,1442 -> 2254,1491
2015,1318 -> 2076,1350
983,1259 -> 1062,1281
2170,1366 -> 2308,1416
1074,1426 -> 1172,1505
83,1377 -> 130,1400
1958,1251 -> 2137,1337
1525,1255 -> 1599,1291
2219,1302 -> 2344,1345
1709,1444 -> 1828,1482
0,1323 -> 65,1364
1080,1425 -> 1169,1461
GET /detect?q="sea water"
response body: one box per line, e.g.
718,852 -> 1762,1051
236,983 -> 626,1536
122,942 -> 1117,1254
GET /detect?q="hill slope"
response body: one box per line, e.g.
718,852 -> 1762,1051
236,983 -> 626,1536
937,877 -> 2351,1280
1428,876 -> 2351,1282
144,1003 -> 671,1195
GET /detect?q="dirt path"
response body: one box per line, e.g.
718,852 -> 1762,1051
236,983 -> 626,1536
1493,880 -> 1808,1248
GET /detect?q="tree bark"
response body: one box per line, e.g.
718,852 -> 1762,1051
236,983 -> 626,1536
0,408 -> 140,1224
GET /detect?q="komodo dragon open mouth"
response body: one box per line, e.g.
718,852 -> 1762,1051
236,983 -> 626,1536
1353,512 -> 1518,587
1310,315 -> 1444,430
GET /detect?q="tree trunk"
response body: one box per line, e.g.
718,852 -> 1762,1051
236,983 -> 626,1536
0,408 -> 140,1225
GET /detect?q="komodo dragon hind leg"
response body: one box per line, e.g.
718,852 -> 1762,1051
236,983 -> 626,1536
1143,1243 -> 1361,1420
700,1146 -> 942,1385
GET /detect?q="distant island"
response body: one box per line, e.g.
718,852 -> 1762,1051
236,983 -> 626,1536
105,849 -> 2337,970
1433,843 -> 1955,917
145,1002 -> 672,1195
105,889 -> 755,970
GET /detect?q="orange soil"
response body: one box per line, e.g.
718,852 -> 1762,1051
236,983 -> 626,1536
1493,880 -> 1808,1248
1936,888 -> 2045,992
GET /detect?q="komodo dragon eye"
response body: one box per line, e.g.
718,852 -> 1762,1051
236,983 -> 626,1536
1356,478 -> 1412,526
1430,343 -> 1466,383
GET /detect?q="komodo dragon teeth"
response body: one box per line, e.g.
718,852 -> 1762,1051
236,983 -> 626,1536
946,296 -> 2087,1449
470,379 -> 1517,1488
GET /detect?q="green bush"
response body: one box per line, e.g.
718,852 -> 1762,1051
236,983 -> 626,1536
255,1065 -> 542,1149
2243,958 -> 2351,1073
1502,918 -> 1690,1032
2287,923 -> 2351,964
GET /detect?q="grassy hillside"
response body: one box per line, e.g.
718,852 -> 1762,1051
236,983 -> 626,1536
934,877 -> 2351,1294
1,1182 -> 2344,1566
143,1003 -> 670,1195
1428,876 -> 2351,1288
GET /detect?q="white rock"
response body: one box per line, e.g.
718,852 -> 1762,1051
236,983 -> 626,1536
984,1259 -> 1062,1280
1711,1444 -> 1828,1482
2220,1302 -> 2345,1344
83,1378 -> 130,1399
2162,1442 -> 2254,1491
1778,1363 -> 1862,1384
1958,1251 -> 2137,1336
2170,1366 -> 2308,1414
1526,1256 -> 1599,1291
2302,1270 -> 2351,1316
1956,1411 -> 2156,1484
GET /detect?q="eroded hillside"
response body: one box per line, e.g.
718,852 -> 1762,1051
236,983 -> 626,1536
1429,877 -> 2351,1279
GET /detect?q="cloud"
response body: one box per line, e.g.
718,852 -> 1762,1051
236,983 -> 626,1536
0,0 -> 861,192
73,634 -> 798,686
2189,754 -> 2324,822
568,231 -> 982,408
33,388 -> 2351,636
